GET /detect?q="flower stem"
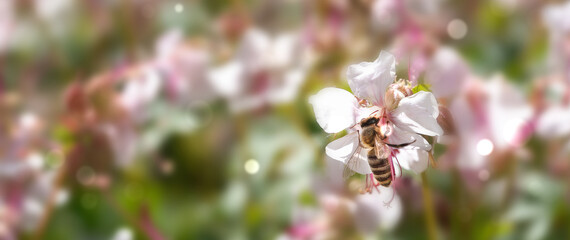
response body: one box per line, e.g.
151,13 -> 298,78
33,162 -> 67,240
421,172 -> 438,240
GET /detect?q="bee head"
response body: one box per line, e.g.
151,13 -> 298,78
360,117 -> 379,127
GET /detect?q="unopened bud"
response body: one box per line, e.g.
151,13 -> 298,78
384,80 -> 413,110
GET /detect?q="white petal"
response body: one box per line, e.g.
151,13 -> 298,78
457,136 -> 487,169
236,28 -> 275,74
537,106 -> 570,138
325,132 -> 371,174
325,132 -> 358,161
208,61 -> 244,97
484,76 -> 533,148
354,189 -> 402,232
425,47 -> 468,98
387,124 -> 431,151
120,66 -> 162,111
347,51 -> 396,106
371,0 -> 398,30
155,29 -> 183,60
269,33 -> 299,69
324,156 -> 351,188
268,68 -> 306,104
309,88 -> 361,133
394,149 -> 429,174
543,2 -> 570,33
391,91 -> 443,136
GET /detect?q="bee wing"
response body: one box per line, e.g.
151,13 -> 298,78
374,135 -> 391,159
343,145 -> 367,180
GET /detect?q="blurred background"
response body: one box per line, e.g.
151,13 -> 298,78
1,0 -> 570,239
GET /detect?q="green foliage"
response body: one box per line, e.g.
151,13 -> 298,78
412,83 -> 432,94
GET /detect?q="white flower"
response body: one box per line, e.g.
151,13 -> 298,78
33,0 -> 74,38
543,1 -> 570,76
425,47 -> 470,98
534,75 -> 570,140
530,74 -> 570,158
284,164 -> 403,239
99,124 -> 137,168
34,0 -> 73,21
543,1 -> 570,34
370,0 -> 442,32
119,65 -> 162,115
208,28 -> 308,112
0,0 -> 14,53
354,188 -> 402,232
449,75 -> 534,169
310,51 -> 442,175
371,0 -> 398,31
155,29 -> 213,102
537,106 -> 570,139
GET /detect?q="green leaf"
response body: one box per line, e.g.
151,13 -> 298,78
412,83 -> 432,94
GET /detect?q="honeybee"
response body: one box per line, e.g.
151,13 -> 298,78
344,111 -> 415,191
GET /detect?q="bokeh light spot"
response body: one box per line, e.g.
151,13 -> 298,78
19,112 -> 38,130
447,19 -> 468,39
174,3 -> 184,13
56,189 -> 69,206
476,139 -> 494,156
244,159 -> 260,174
26,152 -> 44,170
112,227 -> 133,240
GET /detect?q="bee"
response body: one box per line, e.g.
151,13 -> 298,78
344,112 -> 415,191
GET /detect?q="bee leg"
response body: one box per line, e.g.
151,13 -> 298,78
370,173 -> 381,193
385,140 -> 416,148
360,174 -> 372,194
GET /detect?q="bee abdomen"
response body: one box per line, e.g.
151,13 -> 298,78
368,153 -> 392,187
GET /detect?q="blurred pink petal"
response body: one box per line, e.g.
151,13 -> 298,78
537,106 -> 570,138
425,47 -> 469,98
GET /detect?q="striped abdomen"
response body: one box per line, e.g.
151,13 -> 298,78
367,150 -> 392,187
